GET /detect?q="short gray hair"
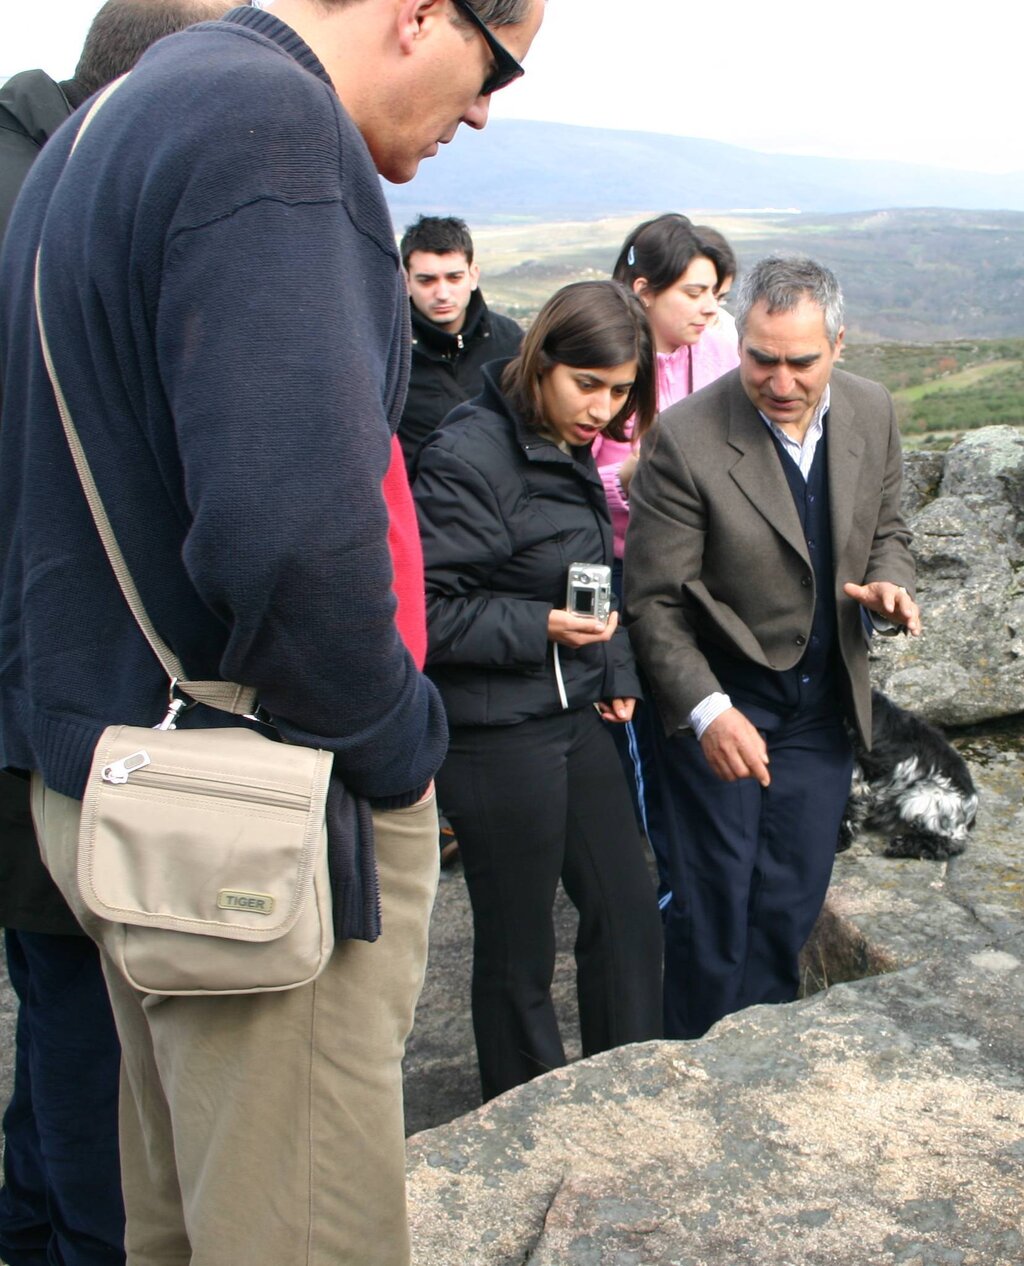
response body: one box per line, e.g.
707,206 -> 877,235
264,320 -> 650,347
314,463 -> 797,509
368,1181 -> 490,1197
459,0 -> 534,26
734,255 -> 845,347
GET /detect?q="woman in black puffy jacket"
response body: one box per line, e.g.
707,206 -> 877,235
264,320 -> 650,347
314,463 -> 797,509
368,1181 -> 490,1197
413,281 -> 663,1101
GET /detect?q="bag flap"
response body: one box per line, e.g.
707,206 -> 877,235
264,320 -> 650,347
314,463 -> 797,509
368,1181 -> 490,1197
78,725 -> 332,942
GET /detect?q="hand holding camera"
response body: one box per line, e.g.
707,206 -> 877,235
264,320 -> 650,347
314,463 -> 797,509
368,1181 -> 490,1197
548,563 -> 616,647
547,606 -> 618,648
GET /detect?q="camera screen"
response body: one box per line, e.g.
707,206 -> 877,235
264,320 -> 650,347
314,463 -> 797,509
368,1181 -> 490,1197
574,589 -> 595,615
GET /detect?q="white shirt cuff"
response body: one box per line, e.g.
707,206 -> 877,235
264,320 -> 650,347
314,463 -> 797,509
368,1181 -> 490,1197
688,692 -> 733,740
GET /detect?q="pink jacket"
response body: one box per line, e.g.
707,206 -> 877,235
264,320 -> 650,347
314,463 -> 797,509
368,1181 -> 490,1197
594,325 -> 740,557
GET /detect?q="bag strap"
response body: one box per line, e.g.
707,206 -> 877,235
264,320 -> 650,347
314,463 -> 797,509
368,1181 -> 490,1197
32,78 -> 257,719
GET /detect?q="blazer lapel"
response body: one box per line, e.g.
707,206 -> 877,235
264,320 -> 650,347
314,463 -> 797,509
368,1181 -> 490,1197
725,382 -> 809,564
825,379 -> 865,561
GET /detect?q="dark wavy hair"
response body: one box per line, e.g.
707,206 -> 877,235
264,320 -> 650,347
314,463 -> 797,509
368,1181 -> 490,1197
612,212 -> 723,297
694,225 -> 737,290
502,281 -> 657,444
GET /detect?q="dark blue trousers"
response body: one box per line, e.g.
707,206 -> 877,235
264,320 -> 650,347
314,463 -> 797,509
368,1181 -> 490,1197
654,705 -> 853,1040
0,930 -> 124,1266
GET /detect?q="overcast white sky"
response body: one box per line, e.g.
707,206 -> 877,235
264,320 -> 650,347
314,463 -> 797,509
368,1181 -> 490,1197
4,0 -> 1020,175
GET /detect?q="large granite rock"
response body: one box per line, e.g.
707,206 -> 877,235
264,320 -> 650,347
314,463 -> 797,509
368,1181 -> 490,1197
406,729 -> 1024,1265
873,426 -> 1024,724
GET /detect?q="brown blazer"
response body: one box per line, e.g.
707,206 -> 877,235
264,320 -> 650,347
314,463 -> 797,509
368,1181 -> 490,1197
624,366 -> 915,748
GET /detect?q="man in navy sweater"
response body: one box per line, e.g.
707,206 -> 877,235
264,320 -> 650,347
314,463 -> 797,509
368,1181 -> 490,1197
0,2 -> 543,1263
0,5 -> 238,1266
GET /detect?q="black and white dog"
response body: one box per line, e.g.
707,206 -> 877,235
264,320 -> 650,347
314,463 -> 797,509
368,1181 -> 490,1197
838,690 -> 978,860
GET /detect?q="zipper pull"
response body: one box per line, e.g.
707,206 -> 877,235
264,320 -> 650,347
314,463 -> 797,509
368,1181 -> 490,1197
102,750 -> 152,785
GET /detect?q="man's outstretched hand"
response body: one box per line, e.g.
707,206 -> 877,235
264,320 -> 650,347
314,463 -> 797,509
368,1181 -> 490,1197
843,581 -> 921,636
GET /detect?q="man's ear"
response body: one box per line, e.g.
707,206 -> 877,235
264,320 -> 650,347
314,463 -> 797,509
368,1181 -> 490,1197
469,262 -> 481,291
833,325 -> 846,359
395,0 -> 447,56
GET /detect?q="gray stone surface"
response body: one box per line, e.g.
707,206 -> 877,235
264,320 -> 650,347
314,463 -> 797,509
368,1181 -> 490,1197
406,730 -> 1024,1266
874,427 -> 1024,725
0,963 -> 12,1119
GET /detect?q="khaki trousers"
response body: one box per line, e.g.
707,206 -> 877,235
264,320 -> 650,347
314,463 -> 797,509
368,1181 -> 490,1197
32,775 -> 439,1266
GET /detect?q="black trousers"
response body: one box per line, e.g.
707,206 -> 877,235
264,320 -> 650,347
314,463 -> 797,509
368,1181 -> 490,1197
438,707 -> 663,1101
652,704 -> 854,1040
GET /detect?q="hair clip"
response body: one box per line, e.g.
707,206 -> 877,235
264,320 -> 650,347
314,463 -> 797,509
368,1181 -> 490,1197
627,245 -> 636,266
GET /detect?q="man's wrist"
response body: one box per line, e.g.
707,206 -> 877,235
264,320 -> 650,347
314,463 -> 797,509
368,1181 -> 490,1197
688,691 -> 732,740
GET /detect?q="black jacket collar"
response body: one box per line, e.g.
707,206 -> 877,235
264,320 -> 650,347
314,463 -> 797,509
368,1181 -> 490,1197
410,288 -> 490,358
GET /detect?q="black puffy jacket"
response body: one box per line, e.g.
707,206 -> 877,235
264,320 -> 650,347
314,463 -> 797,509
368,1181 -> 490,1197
398,289 -> 523,474
413,361 -> 641,728
0,70 -> 89,246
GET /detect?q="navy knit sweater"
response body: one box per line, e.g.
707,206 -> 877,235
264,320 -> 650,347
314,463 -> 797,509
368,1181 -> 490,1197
0,9 -> 448,937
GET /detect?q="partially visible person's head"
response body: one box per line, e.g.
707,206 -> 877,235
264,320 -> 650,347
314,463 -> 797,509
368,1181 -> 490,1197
735,256 -> 845,434
401,215 -> 480,331
694,225 -> 737,301
612,213 -> 721,355
326,0 -> 544,185
70,0 -> 236,98
502,280 -> 656,446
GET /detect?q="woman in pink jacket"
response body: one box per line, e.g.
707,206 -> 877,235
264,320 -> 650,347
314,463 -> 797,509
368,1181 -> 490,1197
595,214 -> 740,915
593,215 -> 739,561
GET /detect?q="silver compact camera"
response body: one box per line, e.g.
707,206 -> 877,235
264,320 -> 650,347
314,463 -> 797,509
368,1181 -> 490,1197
566,563 -> 612,623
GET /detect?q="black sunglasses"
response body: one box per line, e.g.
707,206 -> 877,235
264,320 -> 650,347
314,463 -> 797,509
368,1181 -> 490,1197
449,0 -> 525,97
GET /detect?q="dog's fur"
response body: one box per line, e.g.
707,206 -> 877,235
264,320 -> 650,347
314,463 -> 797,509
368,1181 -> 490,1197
838,690 -> 978,860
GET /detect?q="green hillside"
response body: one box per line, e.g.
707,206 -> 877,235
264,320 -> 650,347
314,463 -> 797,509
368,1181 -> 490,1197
839,340 -> 1024,448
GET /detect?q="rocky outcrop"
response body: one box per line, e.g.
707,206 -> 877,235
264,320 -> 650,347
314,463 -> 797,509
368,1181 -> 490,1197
873,426 -> 1024,724
406,730 -> 1024,1265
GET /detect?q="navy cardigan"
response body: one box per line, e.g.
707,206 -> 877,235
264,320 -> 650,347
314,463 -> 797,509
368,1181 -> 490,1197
0,8 -> 447,937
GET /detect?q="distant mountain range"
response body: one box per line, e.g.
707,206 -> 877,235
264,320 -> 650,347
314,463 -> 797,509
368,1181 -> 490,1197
384,120 -> 1024,223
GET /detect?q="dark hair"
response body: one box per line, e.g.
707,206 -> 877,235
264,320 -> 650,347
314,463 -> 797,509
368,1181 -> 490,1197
72,0 -> 234,98
612,212 -> 719,297
502,281 -> 656,444
694,225 -> 737,290
400,215 -> 475,270
733,255 -> 845,346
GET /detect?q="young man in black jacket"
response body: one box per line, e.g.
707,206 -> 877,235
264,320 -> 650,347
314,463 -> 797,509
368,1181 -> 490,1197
398,214 -> 522,473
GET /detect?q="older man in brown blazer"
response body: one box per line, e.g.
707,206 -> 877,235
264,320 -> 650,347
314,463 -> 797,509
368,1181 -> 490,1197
625,255 -> 920,1040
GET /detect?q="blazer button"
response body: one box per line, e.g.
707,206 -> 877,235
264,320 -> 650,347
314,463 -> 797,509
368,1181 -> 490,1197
801,575 -> 812,588
795,635 -> 806,646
